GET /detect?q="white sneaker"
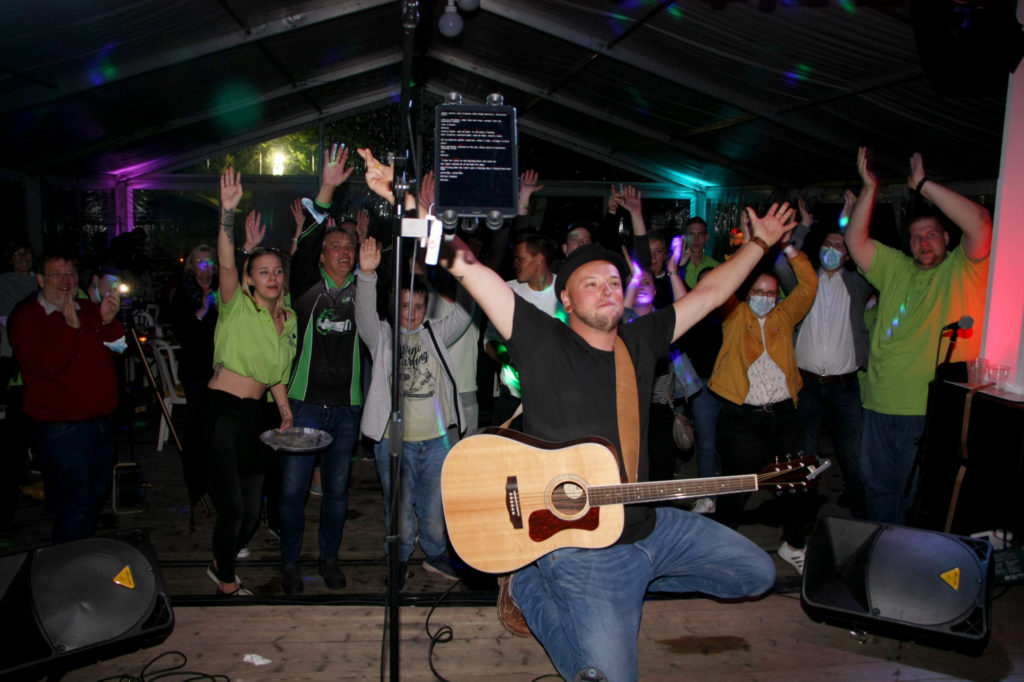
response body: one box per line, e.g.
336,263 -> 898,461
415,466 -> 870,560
236,547 -> 251,559
777,541 -> 806,575
690,497 -> 716,514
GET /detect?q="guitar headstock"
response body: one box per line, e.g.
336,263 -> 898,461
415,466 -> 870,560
757,455 -> 831,492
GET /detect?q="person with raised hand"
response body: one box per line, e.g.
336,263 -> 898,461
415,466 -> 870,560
844,147 -> 991,524
357,147 -> 788,681
202,166 -> 296,597
354,234 -> 472,588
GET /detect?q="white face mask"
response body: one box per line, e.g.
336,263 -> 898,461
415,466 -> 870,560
820,246 -> 843,270
749,294 -> 776,318
103,335 -> 128,354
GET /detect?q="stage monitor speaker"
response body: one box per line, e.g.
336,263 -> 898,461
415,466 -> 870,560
0,529 -> 174,680
801,516 -> 992,655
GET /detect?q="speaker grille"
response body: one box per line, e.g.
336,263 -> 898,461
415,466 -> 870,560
31,538 -> 158,652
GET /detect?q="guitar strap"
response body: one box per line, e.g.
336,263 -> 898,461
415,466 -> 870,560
500,339 -> 639,483
614,337 -> 640,483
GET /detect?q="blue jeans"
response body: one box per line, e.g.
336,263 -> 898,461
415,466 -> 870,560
35,415 -> 117,543
375,435 -> 452,563
690,385 -> 722,478
798,375 -> 865,518
860,409 -> 926,524
279,400 -> 360,563
511,507 -> 775,682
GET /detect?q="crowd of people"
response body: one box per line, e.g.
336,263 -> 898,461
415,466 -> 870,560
0,143 -> 991,679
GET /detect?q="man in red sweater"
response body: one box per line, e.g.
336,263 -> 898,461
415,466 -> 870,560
10,253 -> 124,543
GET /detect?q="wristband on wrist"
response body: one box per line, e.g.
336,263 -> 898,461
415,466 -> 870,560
915,177 -> 929,194
314,198 -> 332,210
749,236 -> 769,253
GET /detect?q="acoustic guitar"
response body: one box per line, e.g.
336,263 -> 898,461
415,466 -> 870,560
441,428 -> 830,573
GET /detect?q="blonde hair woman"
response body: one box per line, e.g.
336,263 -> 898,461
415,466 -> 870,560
202,167 -> 297,596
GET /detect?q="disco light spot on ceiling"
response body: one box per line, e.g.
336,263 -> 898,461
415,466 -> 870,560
210,81 -> 264,136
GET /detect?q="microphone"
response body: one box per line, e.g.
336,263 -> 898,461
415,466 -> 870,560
941,315 -> 974,332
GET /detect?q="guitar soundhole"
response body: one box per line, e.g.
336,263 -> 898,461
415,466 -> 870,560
547,477 -> 589,520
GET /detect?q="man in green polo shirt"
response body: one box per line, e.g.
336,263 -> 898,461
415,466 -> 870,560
844,147 -> 991,524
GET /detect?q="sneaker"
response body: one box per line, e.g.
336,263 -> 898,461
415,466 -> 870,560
318,559 -> 346,589
282,562 -> 304,594
690,497 -> 716,514
214,585 -> 253,598
422,554 -> 463,581
236,547 -> 251,559
777,541 -> 806,575
206,562 -> 241,587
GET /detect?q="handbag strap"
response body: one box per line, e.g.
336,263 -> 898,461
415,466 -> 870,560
614,337 -> 640,483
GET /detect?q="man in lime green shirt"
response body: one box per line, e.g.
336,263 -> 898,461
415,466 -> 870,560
681,217 -> 720,291
844,148 -> 991,524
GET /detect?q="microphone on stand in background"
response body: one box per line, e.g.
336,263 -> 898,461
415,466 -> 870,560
943,315 -> 974,365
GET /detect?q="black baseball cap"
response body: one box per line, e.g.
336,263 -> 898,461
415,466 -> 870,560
554,243 -> 631,301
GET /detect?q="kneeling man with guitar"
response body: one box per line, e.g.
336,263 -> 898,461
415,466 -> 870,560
362,150 -> 811,682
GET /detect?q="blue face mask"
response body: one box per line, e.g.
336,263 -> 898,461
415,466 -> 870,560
749,294 -> 776,318
820,246 -> 843,270
103,335 -> 128,354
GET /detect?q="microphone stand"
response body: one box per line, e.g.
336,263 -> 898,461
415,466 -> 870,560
383,3 -> 419,679
943,325 -> 961,365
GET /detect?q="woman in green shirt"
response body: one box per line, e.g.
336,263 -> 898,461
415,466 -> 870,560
203,167 -> 297,597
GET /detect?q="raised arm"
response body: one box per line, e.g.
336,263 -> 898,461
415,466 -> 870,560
357,148 -> 514,337
441,236 -> 515,340
218,167 -> 243,304
315,143 -> 354,207
622,245 -> 641,310
517,170 -> 543,216
665,235 -> 687,301
909,152 -> 992,261
844,146 -> 878,273
671,202 -> 795,341
621,185 -> 645,237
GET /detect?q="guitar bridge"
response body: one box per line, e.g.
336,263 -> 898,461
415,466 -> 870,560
506,476 -> 523,529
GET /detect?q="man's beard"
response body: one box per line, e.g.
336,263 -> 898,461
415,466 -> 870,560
574,305 -> 621,332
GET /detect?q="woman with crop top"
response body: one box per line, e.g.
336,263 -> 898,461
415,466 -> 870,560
203,167 -> 297,597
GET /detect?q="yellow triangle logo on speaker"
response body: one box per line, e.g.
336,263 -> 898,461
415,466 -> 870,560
113,565 -> 135,589
940,567 -> 960,590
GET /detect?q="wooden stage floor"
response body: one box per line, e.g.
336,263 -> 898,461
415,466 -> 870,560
2,412 -> 1022,681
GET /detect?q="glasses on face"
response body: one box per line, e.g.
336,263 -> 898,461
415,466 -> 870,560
196,259 -> 215,269
44,272 -> 77,280
750,289 -> 777,298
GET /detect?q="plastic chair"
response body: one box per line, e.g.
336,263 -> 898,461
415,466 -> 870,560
131,309 -> 156,330
149,338 -> 186,451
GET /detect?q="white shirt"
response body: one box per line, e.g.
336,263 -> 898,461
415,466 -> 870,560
745,317 -> 791,406
795,269 -> 858,376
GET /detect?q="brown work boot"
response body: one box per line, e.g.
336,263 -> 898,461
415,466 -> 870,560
497,573 -> 531,637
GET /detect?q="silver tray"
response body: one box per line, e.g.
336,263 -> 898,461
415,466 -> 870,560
259,427 -> 333,453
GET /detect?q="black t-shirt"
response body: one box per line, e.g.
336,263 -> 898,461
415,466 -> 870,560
288,276 -> 361,406
507,296 -> 676,544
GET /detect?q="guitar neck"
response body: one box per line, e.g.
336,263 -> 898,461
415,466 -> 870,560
588,474 -> 758,507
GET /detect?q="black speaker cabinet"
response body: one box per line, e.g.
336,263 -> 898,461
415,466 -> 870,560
801,516 -> 992,655
0,529 -> 174,680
